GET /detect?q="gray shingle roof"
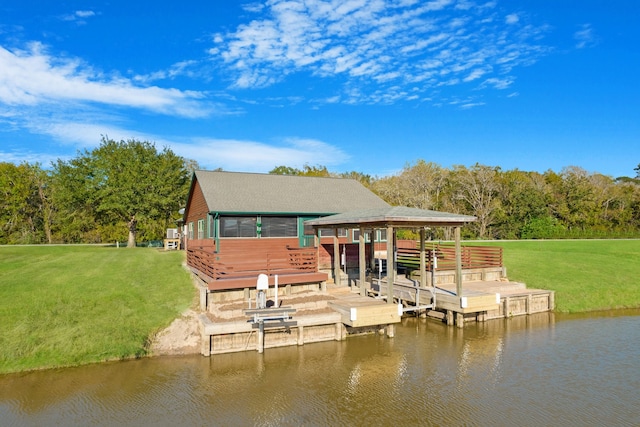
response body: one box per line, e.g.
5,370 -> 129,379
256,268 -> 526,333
194,170 -> 390,214
304,206 -> 476,227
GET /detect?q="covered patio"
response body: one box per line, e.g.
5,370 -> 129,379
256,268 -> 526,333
305,206 -> 490,324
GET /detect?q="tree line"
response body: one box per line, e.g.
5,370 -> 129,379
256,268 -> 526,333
271,161 -> 640,240
2,139 -> 639,244
0,138 -> 194,246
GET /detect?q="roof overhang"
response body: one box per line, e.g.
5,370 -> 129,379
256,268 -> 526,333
304,206 -> 476,229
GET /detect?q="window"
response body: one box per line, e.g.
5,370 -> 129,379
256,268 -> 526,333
352,229 -> 371,242
320,228 -> 347,237
261,216 -> 297,237
220,216 -> 257,238
303,223 -> 315,236
188,222 -> 194,239
197,219 -> 205,239
352,229 -> 388,242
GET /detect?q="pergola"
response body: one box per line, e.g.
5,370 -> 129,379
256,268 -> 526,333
305,206 -> 476,304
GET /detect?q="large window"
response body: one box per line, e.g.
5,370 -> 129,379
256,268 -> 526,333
260,216 -> 297,237
220,216 -> 257,238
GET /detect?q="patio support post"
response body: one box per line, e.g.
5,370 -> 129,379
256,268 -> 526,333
359,226 -> 366,296
333,229 -> 341,286
315,229 -> 320,268
386,225 -> 394,304
369,228 -> 376,273
419,228 -> 426,288
455,226 -> 462,299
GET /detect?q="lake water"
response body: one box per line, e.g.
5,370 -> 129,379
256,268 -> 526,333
1,310 -> 639,426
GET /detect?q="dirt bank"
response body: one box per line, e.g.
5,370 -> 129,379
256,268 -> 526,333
149,308 -> 201,356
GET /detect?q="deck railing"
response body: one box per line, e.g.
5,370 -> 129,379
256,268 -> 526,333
397,244 -> 502,271
187,246 -> 319,282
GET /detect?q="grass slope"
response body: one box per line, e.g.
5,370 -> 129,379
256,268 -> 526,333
1,241 -> 638,374
478,240 -> 640,313
0,246 -> 193,374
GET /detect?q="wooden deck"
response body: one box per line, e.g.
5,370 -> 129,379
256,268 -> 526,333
436,281 -> 554,318
367,276 -> 554,327
187,244 -> 328,291
198,283 -> 403,355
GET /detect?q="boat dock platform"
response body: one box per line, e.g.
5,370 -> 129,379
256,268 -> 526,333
370,277 -> 555,327
198,278 -> 553,355
198,282 -> 402,356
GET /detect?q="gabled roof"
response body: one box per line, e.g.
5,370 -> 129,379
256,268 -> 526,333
192,170 -> 390,215
305,206 -> 476,228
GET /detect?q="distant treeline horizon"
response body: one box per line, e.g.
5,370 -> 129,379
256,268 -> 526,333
2,139 -> 639,244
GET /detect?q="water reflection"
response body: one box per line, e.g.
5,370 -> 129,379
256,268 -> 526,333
1,310 -> 639,426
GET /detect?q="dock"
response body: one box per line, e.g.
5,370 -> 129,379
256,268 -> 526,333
369,277 -> 554,327
198,282 -> 403,356
197,270 -> 554,355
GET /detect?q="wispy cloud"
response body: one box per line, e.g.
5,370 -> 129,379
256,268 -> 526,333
574,23 -> 597,49
61,10 -> 97,25
2,114 -> 349,172
0,42 -> 211,118
173,136 -> 349,172
210,0 -> 550,104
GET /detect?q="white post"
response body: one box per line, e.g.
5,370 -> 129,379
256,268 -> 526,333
275,274 -> 279,308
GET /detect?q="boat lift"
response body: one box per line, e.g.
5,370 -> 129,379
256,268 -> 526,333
244,274 -> 297,353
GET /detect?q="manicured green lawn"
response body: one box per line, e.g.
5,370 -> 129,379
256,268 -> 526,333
476,240 -> 640,313
0,246 -> 193,374
1,241 -> 638,374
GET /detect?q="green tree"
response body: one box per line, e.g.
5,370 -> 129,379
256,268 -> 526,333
340,171 -> 373,188
269,165 -> 301,175
269,164 -> 332,177
494,170 -> 550,239
52,137 -> 190,246
0,162 -> 51,244
559,166 -> 598,232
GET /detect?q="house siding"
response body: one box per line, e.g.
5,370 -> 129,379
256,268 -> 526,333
185,178 -> 214,248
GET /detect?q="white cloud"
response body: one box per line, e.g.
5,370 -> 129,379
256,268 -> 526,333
75,11 -> 96,18
211,0 -> 550,104
171,137 -> 350,172
61,10 -> 96,24
0,43 -> 211,118
4,114 -> 348,173
505,13 -> 519,24
574,24 -> 596,49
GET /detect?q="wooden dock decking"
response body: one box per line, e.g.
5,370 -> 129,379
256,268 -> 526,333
197,272 -> 554,355
328,292 -> 401,328
368,277 -> 554,327
198,283 -> 403,356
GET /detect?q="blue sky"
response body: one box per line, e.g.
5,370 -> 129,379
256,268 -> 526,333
1,0 -> 638,178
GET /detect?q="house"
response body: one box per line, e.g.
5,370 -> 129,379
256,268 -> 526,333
182,170 -> 391,293
182,170 -> 550,354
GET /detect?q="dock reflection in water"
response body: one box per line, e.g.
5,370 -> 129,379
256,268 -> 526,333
1,311 -> 639,426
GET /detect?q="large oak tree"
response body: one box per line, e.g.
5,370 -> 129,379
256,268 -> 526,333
53,137 -> 191,246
